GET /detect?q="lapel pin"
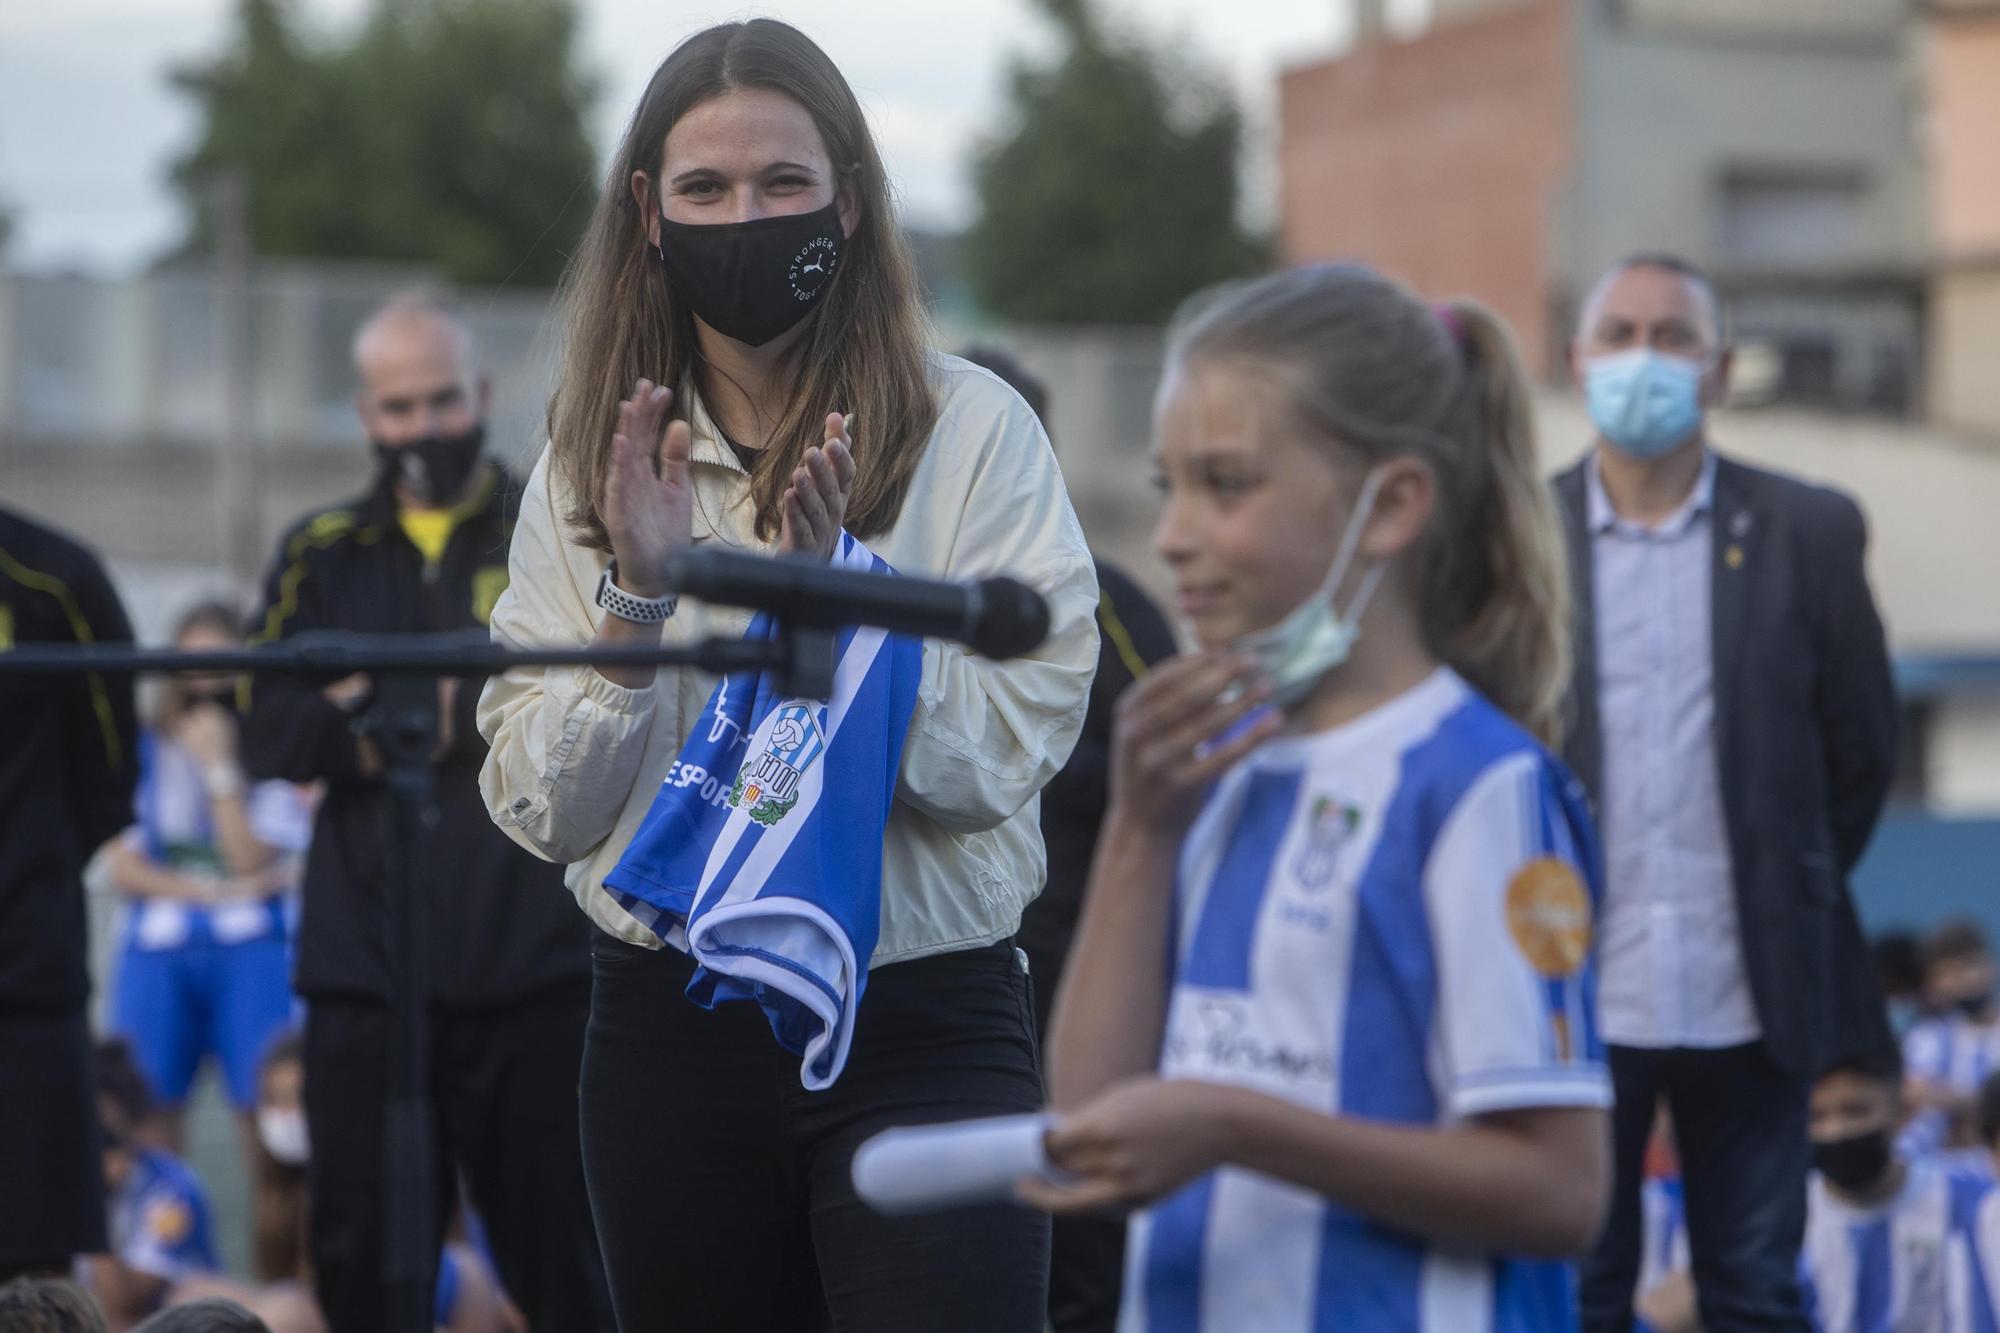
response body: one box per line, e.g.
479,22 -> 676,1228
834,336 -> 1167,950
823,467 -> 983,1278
1726,545 -> 1745,569
1731,510 -> 1752,538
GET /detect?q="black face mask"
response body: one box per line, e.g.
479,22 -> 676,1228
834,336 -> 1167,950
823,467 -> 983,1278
656,200 -> 844,347
372,422 -> 486,507
1811,1127 -> 1894,1194
183,684 -> 236,710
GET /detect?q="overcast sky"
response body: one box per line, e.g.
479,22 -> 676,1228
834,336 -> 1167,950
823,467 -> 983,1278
0,0 -> 1396,275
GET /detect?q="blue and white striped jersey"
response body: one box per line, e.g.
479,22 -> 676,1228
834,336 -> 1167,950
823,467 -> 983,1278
1907,1016 -> 2000,1102
1122,670 -> 1611,1333
1802,1158 -> 2000,1333
1902,1016 -> 2000,1161
109,1149 -> 218,1284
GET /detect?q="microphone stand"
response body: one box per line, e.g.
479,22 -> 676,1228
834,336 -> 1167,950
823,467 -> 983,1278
0,626 -> 834,1333
368,672 -> 441,1333
0,629 -> 835,695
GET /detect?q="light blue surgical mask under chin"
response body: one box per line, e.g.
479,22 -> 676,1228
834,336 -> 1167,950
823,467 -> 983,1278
1230,469 -> 1389,711
1584,348 -> 1707,460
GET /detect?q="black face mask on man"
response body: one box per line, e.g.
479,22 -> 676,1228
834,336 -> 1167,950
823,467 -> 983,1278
1811,1127 -> 1894,1195
655,200 -> 844,347
372,422 -> 486,507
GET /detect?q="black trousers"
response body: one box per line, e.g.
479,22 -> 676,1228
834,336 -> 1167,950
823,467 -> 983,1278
581,929 -> 1050,1332
0,1010 -> 104,1267
1026,947 -> 1127,1333
1581,1042 -> 1812,1333
304,983 -> 614,1333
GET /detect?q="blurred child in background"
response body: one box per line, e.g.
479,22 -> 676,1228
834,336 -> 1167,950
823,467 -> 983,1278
1800,1038 -> 2000,1331
86,1039 -> 220,1332
104,601 -> 310,1165
0,1276 -> 113,1333
129,1299 -> 272,1333
1633,1104 -> 1696,1333
1874,931 -> 1930,1037
1904,920 -> 2000,1151
164,1033 -> 518,1333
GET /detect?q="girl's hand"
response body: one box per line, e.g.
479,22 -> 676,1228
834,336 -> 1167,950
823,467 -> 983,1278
175,702 -> 240,769
322,672 -> 373,711
216,873 -> 271,902
777,413 -> 855,561
1017,1078 -> 1237,1214
1107,652 -> 1279,833
604,379 -> 694,597
180,872 -> 227,903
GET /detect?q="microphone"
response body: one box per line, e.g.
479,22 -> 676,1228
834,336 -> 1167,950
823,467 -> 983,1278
659,548 -> 1051,659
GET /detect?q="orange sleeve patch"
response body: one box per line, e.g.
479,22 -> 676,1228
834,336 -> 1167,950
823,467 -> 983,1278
1504,857 -> 1592,978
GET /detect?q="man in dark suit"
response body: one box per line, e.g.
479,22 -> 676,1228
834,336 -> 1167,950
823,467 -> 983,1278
1562,255 -> 1899,1333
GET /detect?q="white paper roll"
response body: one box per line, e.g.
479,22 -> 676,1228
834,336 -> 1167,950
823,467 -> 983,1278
850,1112 -> 1057,1215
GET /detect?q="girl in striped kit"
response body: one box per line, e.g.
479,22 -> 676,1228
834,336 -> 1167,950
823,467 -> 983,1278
1023,265 -> 1612,1332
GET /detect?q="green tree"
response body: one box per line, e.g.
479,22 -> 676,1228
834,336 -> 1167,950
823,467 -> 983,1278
966,0 -> 1266,326
169,0 -> 598,286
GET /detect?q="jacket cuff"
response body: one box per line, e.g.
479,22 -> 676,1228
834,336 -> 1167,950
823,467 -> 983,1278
568,661 -> 658,715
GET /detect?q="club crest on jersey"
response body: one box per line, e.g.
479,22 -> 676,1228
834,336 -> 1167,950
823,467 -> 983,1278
730,702 -> 826,826
1291,795 -> 1361,891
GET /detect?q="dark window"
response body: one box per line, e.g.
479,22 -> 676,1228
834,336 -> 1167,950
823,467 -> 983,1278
1716,168 -> 1870,265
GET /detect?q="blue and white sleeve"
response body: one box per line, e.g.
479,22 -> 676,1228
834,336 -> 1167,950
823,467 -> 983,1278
247,780 -> 315,855
1424,751 -> 1611,1119
1905,1019 -> 1950,1085
121,1182 -> 208,1283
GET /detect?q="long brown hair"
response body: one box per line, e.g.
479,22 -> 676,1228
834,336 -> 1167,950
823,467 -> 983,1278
547,19 -> 938,549
1168,265 -> 1572,743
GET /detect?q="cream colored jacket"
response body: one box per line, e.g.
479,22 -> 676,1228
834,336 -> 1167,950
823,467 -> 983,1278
475,354 -> 1099,964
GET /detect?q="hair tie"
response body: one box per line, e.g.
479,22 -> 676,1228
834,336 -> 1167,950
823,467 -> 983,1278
1433,302 -> 1468,348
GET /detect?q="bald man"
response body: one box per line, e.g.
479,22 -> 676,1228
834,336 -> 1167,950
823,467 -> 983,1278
241,296 -> 612,1331
1554,256 -> 1898,1333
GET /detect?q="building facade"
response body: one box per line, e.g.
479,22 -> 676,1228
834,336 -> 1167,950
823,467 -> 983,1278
1281,1 -> 2000,936
1924,0 -> 2000,440
1281,0 -> 1926,406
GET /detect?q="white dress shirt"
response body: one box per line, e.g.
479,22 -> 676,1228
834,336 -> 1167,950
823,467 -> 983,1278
1590,451 -> 1762,1049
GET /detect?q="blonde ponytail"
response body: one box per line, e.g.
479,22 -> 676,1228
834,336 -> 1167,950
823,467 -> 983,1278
1167,267 -> 1573,744
1426,299 -> 1571,745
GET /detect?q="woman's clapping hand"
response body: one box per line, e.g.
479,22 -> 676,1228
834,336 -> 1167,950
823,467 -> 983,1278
777,413 -> 855,561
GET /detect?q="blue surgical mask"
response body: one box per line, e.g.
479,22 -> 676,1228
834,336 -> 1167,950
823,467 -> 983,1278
1584,348 -> 1706,460
1232,468 -> 1389,709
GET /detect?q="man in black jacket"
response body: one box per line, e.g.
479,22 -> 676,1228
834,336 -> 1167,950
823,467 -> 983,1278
242,296 -> 610,1331
0,507 -> 139,1283
1562,256 -> 1899,1333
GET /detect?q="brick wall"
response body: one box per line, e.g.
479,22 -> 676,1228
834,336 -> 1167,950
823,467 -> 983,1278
1924,9 -> 2000,436
1928,10 -> 2000,259
1276,0 -> 1572,373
